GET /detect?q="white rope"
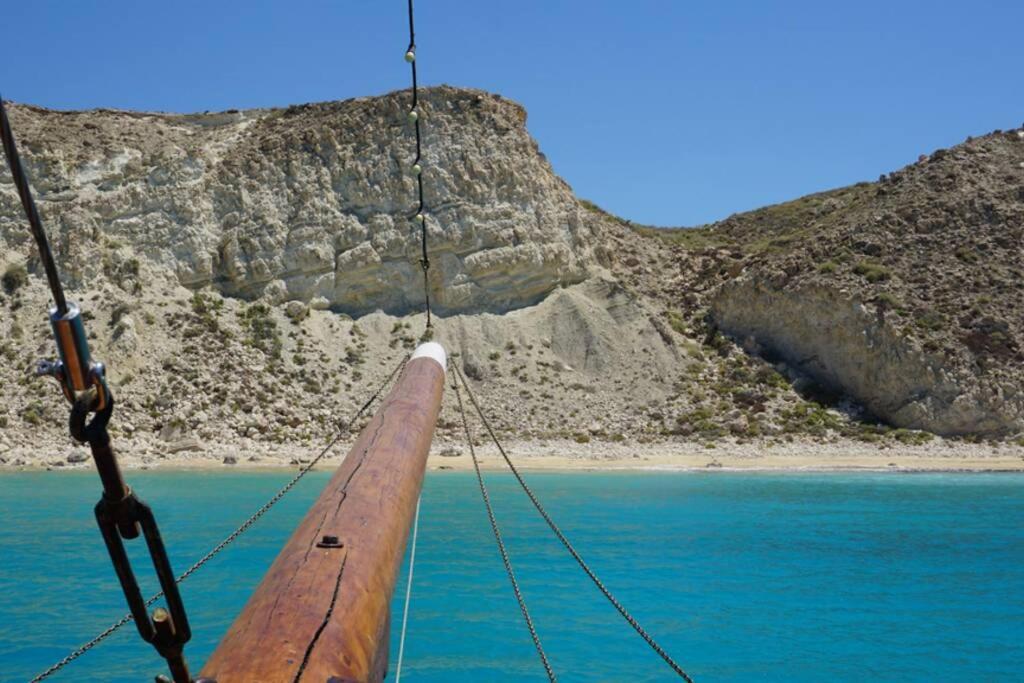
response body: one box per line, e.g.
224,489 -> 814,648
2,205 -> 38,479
395,494 -> 421,683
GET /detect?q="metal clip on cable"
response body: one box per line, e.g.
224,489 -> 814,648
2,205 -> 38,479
39,301 -> 109,409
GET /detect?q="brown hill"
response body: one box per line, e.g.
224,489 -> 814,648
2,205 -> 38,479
631,128 -> 1024,435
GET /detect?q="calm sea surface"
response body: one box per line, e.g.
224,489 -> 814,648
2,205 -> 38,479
1,471 -> 1022,682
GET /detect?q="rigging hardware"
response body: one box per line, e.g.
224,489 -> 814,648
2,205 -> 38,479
1,96 -> 198,683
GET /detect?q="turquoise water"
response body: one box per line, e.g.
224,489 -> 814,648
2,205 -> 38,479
1,471 -> 1022,681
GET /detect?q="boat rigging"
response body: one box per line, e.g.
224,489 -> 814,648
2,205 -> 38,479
2,2 -> 695,681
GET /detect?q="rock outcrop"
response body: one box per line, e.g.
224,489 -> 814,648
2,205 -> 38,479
0,87 -> 599,316
712,280 -> 1022,435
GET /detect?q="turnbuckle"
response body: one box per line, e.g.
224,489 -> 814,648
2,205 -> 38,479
94,482 -> 193,679
4,95 -> 203,682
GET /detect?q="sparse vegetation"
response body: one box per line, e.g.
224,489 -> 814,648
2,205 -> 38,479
0,92 -> 1020,468
853,261 -> 891,283
238,303 -> 281,360
875,292 -> 903,311
890,428 -> 935,445
2,264 -> 28,295
916,310 -> 945,331
21,403 -> 45,426
666,310 -> 687,335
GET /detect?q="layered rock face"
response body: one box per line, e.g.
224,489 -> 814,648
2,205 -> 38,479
0,88 -> 701,461
0,87 -> 599,315
712,281 -> 1023,436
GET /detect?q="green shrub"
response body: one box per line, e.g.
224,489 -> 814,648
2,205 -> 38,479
890,428 -> 934,445
666,310 -> 687,335
875,292 -> 903,311
781,402 -> 842,435
916,310 -> 945,331
21,403 -> 44,425
2,264 -> 28,295
238,304 -> 281,359
853,261 -> 891,283
817,261 -> 838,274
954,247 -> 978,263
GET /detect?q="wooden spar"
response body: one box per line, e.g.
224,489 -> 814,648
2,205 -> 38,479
199,342 -> 447,682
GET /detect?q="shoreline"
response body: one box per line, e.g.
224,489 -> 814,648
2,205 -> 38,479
2,438 -> 1023,473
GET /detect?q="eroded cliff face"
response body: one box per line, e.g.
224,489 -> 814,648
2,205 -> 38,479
712,279 -> 1024,436
0,87 -> 599,315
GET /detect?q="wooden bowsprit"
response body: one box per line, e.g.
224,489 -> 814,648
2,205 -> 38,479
200,342 -> 447,682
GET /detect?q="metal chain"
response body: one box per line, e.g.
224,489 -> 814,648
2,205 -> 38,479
452,364 -> 695,682
28,355 -> 409,683
451,365 -> 557,682
404,0 -> 432,328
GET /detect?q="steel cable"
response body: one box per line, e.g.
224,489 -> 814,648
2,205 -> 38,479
452,364 -> 695,682
393,494 -> 421,683
0,96 -> 67,313
451,365 -> 557,682
404,0 -> 432,328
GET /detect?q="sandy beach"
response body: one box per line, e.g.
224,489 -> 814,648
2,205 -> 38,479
3,436 -> 1023,473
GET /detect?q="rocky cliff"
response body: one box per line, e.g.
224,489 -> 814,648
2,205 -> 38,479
0,87 -> 691,463
0,87 -> 599,316
0,88 -> 1021,466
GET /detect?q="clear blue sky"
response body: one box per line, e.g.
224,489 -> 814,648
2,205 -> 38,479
3,1 -> 1022,226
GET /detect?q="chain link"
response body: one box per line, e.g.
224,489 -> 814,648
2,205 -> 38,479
452,363 -> 695,682
28,356 -> 409,683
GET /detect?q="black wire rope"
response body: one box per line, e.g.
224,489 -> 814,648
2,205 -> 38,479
0,96 -> 67,313
452,364 -> 696,682
450,364 -> 557,682
404,0 -> 432,328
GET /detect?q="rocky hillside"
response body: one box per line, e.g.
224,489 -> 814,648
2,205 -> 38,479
0,88 -> 1021,465
629,128 -> 1024,437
